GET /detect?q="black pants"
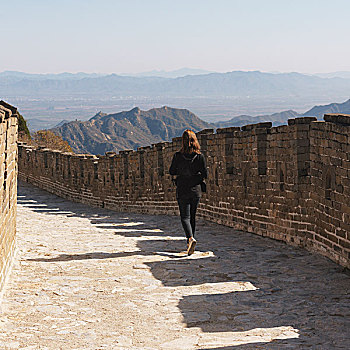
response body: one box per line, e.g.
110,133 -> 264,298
177,197 -> 200,242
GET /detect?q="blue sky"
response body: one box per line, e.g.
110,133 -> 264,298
1,0 -> 349,74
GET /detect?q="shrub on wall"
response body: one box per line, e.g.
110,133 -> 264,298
18,112 -> 31,142
32,130 -> 73,153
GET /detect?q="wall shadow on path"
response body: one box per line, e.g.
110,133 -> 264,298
18,181 -> 185,264
138,229 -> 350,348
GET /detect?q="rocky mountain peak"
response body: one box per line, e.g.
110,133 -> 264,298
51,106 -> 211,155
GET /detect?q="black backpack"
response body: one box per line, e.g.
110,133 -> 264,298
176,153 -> 198,177
173,153 -> 206,192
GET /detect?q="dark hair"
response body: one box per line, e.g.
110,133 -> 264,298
180,129 -> 200,154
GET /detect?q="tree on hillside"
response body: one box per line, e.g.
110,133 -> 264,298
32,130 -> 73,153
17,112 -> 31,142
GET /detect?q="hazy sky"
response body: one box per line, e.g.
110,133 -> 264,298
1,0 -> 349,74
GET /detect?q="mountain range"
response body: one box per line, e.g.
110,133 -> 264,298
314,71 -> 350,79
213,99 -> 350,127
213,110 -> 300,128
3,69 -> 350,80
0,68 -> 212,80
52,106 -> 210,155
0,71 -> 105,81
51,98 -> 350,155
2,70 -> 350,100
120,68 -> 214,78
302,98 -> 350,118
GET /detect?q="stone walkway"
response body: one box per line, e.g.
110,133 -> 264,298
0,182 -> 349,349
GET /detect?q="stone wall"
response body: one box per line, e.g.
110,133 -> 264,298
0,101 -> 18,294
18,115 -> 350,268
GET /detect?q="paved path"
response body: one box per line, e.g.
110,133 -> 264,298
1,182 -> 349,349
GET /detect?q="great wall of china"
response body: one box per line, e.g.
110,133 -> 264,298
0,101 -> 18,294
16,113 -> 350,269
1,99 -> 350,297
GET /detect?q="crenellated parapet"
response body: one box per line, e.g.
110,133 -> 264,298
0,101 -> 18,296
18,114 -> 350,268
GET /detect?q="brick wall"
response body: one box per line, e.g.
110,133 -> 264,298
0,101 -> 18,294
18,115 -> 350,268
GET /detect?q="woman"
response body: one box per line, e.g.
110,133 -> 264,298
169,130 -> 207,255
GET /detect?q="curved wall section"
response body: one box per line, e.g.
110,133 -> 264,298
18,115 -> 350,268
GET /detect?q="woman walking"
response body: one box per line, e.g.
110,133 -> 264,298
169,130 -> 207,255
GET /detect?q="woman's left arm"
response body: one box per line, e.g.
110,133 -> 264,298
169,153 -> 178,175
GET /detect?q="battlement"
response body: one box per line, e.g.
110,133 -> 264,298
0,101 -> 18,296
18,115 -> 350,268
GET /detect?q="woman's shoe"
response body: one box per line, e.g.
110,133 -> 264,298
187,237 -> 197,256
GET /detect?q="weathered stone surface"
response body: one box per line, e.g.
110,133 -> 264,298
324,113 -> 350,126
0,101 -> 18,297
1,183 -> 349,349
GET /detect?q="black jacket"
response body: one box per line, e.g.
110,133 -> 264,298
169,152 -> 207,199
